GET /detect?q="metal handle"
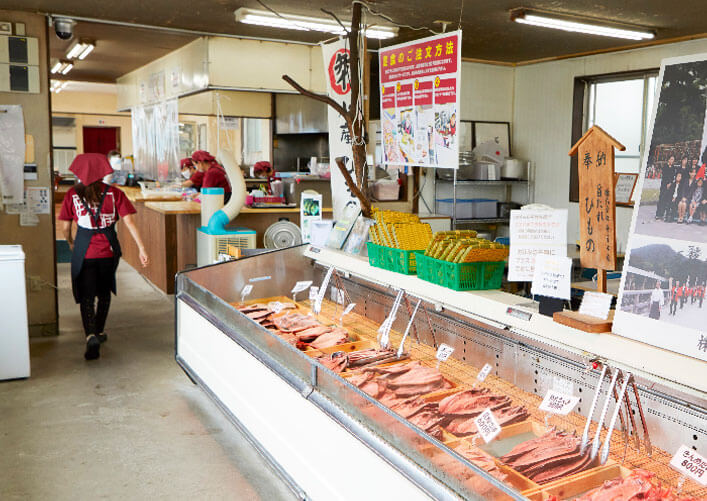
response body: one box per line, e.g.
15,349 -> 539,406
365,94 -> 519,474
590,369 -> 619,460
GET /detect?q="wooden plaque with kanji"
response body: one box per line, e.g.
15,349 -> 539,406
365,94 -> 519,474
569,126 -> 625,271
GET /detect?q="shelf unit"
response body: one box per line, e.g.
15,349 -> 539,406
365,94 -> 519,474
433,167 -> 534,229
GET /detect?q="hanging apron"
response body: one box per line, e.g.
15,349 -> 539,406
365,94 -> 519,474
70,186 -> 123,303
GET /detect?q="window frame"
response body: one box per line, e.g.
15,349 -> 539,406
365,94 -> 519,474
569,69 -> 659,203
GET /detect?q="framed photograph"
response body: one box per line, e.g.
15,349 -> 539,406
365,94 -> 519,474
614,173 -> 638,205
472,121 -> 511,156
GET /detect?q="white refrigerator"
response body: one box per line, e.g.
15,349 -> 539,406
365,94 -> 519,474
0,245 -> 30,379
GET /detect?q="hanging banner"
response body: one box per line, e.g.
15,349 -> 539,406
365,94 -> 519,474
379,31 -> 461,169
322,39 -> 358,221
615,53 -> 707,362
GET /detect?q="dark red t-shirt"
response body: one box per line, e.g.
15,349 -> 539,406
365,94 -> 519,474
189,170 -> 205,190
203,165 -> 231,193
58,184 -> 136,259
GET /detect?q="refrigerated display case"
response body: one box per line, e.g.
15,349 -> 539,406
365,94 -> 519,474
175,245 -> 706,500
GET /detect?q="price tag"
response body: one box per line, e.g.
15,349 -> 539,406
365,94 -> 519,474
670,445 -> 707,486
477,363 -> 493,382
474,408 -> 502,443
270,301 -> 285,314
309,286 -> 319,302
342,303 -> 356,316
291,281 -> 313,294
313,266 -> 335,314
539,389 -> 580,415
553,376 -> 574,395
436,343 -> 455,362
578,291 -> 613,320
240,284 -> 253,303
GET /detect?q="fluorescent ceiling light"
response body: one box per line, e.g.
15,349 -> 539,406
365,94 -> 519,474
52,60 -> 73,75
66,39 -> 96,60
234,7 -> 397,39
511,10 -> 654,41
50,61 -> 63,74
61,62 -> 73,75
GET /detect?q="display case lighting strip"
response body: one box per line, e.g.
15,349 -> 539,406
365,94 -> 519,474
234,7 -> 397,39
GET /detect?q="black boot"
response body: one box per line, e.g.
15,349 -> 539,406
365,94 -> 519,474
85,334 -> 100,360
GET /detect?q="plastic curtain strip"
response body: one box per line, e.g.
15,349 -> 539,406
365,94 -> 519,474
131,99 -> 180,182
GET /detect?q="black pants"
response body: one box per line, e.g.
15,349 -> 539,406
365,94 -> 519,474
77,258 -> 113,337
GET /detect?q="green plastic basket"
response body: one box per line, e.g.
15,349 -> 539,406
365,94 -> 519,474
367,242 -> 421,275
415,252 -> 505,291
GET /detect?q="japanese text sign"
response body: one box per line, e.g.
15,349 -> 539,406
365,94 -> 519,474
531,255 -> 572,300
539,389 -> 580,415
477,363 -> 493,382
378,31 -> 461,169
670,445 -> 707,486
508,209 -> 567,282
435,343 -> 455,362
474,408 -> 502,443
569,126 -> 624,270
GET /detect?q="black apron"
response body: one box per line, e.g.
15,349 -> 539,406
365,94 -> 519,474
70,186 -> 122,303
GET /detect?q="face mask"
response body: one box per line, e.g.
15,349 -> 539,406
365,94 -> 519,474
109,157 -> 121,169
182,170 -> 191,179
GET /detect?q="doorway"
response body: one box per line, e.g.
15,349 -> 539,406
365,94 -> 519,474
83,126 -> 120,155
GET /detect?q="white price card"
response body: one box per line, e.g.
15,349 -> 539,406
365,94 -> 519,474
477,363 -> 493,382
270,301 -> 285,314
553,376 -> 574,395
313,266 -> 335,314
579,291 -> 613,320
474,408 -> 502,443
436,343 -> 455,362
291,281 -> 313,294
539,389 -> 580,415
531,254 -> 572,300
240,284 -> 253,302
670,445 -> 707,486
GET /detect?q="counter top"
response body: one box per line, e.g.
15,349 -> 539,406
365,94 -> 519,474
144,200 -> 334,215
304,246 -> 705,397
121,186 -> 182,203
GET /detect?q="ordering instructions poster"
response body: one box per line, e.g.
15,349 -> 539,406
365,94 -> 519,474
378,31 -> 461,169
615,53 -> 707,362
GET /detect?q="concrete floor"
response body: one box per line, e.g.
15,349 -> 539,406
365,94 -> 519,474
0,262 -> 297,501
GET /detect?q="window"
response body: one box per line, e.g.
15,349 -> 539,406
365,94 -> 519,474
242,118 -> 272,165
570,70 -> 658,202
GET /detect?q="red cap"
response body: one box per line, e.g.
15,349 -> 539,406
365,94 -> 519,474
180,157 -> 194,169
191,150 -> 215,163
69,153 -> 113,185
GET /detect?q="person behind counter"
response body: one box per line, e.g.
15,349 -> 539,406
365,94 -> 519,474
59,153 -> 150,361
180,157 -> 203,190
192,150 -> 231,202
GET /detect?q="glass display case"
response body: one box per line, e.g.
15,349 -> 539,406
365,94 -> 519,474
175,245 -> 707,500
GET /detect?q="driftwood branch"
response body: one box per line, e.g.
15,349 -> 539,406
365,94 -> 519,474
335,156 -> 371,216
282,2 -> 372,217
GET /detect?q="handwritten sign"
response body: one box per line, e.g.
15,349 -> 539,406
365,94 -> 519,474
614,173 -> 638,205
579,291 -> 613,320
531,255 -> 572,300
474,409 -> 502,443
270,301 -> 285,314
435,343 -> 455,362
477,363 -> 493,382
569,125 -> 624,270
508,209 -> 568,282
539,389 -> 580,415
670,445 -> 707,486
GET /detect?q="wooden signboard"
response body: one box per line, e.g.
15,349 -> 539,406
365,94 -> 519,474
568,126 -> 625,276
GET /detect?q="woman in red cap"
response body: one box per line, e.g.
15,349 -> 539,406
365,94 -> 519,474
180,157 -> 203,190
192,150 -> 231,201
59,153 -> 150,360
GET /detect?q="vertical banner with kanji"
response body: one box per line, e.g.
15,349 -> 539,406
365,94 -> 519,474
378,31 -> 462,169
322,39 -> 359,221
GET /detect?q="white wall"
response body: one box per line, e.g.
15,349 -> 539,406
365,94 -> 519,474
513,38 -> 707,253
420,61 -> 516,214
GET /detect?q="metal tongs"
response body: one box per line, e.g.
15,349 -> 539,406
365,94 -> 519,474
600,372 -> 632,464
580,364 -> 607,454
590,368 -> 620,460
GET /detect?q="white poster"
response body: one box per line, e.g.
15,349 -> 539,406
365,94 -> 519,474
379,31 -> 461,169
300,192 -> 322,243
0,105 -> 26,205
615,53 -> 707,362
508,209 -> 568,282
322,39 -> 358,221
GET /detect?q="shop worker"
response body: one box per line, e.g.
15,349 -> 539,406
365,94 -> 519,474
180,157 -> 203,190
192,150 -> 231,202
59,153 -> 150,361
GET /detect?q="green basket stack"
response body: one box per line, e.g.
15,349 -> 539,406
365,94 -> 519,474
367,242 -> 421,275
415,252 -> 505,291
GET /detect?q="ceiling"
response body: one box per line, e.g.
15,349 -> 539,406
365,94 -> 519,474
7,0 -> 707,81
